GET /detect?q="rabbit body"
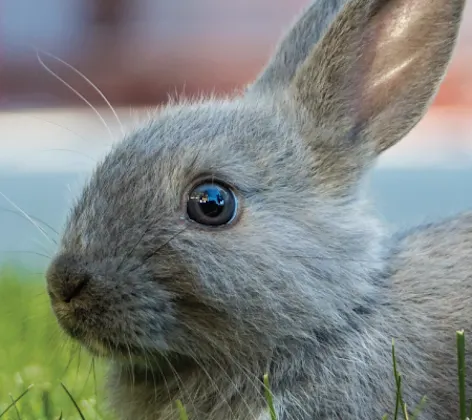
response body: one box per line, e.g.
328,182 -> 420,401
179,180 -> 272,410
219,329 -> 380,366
45,0 -> 470,418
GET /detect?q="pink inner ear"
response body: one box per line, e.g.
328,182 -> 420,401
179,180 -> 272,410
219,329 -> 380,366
293,0 -> 464,155
357,0 -> 456,124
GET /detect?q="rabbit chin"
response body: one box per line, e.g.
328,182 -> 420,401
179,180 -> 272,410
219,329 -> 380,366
85,336 -> 198,379
83,337 -> 166,360
67,326 -> 176,364
50,309 -> 164,360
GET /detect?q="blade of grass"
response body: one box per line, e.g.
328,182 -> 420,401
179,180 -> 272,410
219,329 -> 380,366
175,400 -> 189,420
402,403 -> 409,420
457,330 -> 467,420
42,390 -> 52,419
410,395 -> 427,420
8,394 -> 21,420
263,373 -> 277,420
394,374 -> 402,420
392,339 -> 404,420
60,382 -> 86,420
0,384 -> 33,418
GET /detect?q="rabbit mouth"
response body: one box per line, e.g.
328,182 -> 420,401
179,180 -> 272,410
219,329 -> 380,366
51,314 -> 139,359
65,327 -> 184,368
51,301 -> 174,361
68,330 -> 159,361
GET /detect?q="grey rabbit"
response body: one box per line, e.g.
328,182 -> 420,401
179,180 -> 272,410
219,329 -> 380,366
45,0 -> 471,418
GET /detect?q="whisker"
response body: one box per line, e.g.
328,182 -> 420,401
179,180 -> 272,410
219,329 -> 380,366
125,342 -> 136,390
184,351 -> 242,419
19,114 -> 93,144
161,353 -> 199,415
37,48 -> 126,137
180,321 -> 264,418
75,345 -> 83,388
282,254 -> 381,263
141,225 -> 191,266
35,50 -> 115,143
135,337 -> 173,409
0,207 -> 59,236
116,221 -> 154,271
36,148 -> 97,163
1,250 -> 52,260
78,359 -> 95,398
126,223 -> 190,275
92,358 -> 99,402
60,341 -> 81,379
31,237 -> 54,257
151,356 -> 172,408
0,191 -> 57,246
154,225 -> 191,254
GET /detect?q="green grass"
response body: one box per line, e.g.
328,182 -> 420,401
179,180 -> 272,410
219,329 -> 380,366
0,267 -> 470,419
0,267 -> 110,420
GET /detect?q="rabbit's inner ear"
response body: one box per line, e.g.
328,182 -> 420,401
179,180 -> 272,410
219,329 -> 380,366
286,0 -> 465,192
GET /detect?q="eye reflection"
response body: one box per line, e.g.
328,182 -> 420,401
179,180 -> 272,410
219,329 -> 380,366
187,183 -> 237,226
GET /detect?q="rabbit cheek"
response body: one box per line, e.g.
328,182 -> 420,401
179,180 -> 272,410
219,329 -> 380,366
80,282 -> 175,357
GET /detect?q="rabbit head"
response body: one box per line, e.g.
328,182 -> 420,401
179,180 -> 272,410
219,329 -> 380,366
46,0 -> 465,372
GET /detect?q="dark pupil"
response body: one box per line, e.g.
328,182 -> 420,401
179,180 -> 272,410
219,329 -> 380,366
191,186 -> 226,217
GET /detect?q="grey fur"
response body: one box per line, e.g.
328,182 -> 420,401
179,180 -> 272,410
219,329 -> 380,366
247,0 -> 347,93
45,0 -> 469,418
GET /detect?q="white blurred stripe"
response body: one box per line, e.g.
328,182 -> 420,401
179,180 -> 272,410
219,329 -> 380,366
0,107 -> 471,173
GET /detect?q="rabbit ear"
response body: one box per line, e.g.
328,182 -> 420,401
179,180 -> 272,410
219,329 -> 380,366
289,0 -> 465,192
247,0 -> 348,94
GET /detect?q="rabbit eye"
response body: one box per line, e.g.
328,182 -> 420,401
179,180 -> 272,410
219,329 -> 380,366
187,182 -> 237,226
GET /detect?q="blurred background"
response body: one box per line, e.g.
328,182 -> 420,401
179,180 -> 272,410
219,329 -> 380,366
2,0 -> 472,109
0,3 -> 472,417
0,0 -> 472,268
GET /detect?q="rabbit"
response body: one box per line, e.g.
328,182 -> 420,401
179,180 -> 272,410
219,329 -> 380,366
45,0 -> 471,418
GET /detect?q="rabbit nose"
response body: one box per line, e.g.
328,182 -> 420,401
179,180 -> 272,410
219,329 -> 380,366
46,254 -> 91,303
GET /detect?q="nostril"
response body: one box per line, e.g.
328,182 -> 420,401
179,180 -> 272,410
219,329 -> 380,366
63,273 -> 91,303
46,255 -> 92,303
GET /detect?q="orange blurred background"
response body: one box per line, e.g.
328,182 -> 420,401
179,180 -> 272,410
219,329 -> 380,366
0,0 -> 471,165
1,0 -> 471,109
0,0 -> 307,108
